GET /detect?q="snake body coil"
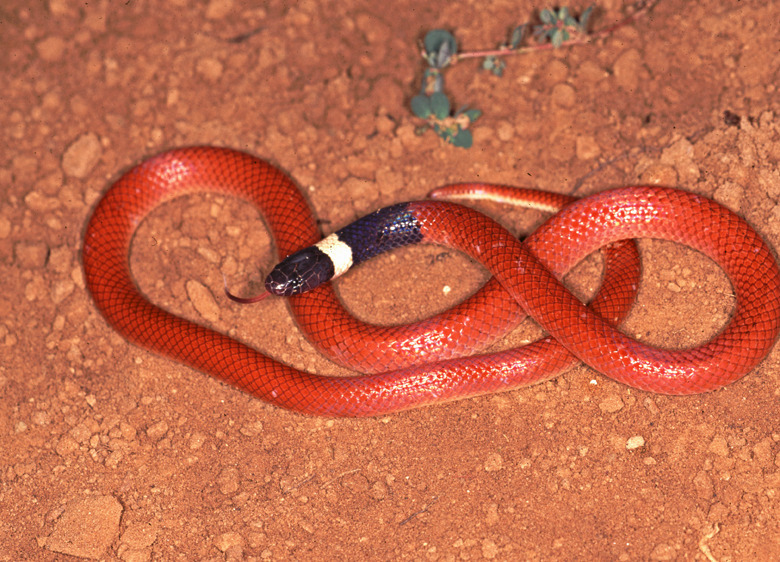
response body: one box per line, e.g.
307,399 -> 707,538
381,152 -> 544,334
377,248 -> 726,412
82,147 -> 780,416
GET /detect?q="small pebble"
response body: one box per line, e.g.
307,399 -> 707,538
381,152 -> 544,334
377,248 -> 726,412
613,48 -> 641,92
186,280 -> 220,323
146,421 -> 169,442
576,135 -> 600,160
708,436 -> 729,457
215,531 -> 244,552
46,496 -> 123,559
205,0 -> 234,19
599,394 -> 624,413
639,163 -> 678,186
62,133 -> 102,179
121,522 -> 158,549
36,36 -> 66,62
484,452 -> 503,472
196,57 -> 224,81
551,83 -> 576,107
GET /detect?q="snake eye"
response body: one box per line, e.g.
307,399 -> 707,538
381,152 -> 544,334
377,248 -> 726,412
265,246 -> 335,296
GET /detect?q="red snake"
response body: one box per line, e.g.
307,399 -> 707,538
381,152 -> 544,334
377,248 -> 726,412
82,146 -> 780,416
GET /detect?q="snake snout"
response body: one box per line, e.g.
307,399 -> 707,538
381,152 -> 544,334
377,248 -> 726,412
265,246 -> 335,296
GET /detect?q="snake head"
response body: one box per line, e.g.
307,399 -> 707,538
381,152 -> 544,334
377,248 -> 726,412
265,246 -> 335,296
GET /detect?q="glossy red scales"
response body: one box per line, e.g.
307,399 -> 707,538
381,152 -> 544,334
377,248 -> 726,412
82,147 -> 780,416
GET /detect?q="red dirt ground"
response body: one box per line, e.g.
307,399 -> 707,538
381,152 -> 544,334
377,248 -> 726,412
1,0 -> 779,560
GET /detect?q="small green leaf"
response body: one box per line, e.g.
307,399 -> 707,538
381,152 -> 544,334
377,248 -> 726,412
423,30 -> 457,68
484,57 -> 504,76
510,24 -> 527,49
432,123 -> 451,143
430,92 -> 451,119
411,95 -> 432,119
539,9 -> 554,25
463,109 -> 482,122
551,28 -> 563,48
452,129 -> 473,148
424,30 -> 455,55
579,6 -> 594,31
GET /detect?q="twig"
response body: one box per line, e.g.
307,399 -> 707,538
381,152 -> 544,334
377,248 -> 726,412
412,0 -> 662,148
320,468 -> 360,488
698,522 -> 720,562
399,496 -> 440,526
452,0 -> 659,61
282,474 -> 316,495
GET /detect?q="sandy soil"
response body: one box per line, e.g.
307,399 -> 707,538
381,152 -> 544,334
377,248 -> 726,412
1,0 -> 779,560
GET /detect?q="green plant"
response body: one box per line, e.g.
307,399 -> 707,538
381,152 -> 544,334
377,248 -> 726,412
411,0 -> 659,148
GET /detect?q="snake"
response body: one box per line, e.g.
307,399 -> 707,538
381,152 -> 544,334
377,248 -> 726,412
82,146 -> 780,416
